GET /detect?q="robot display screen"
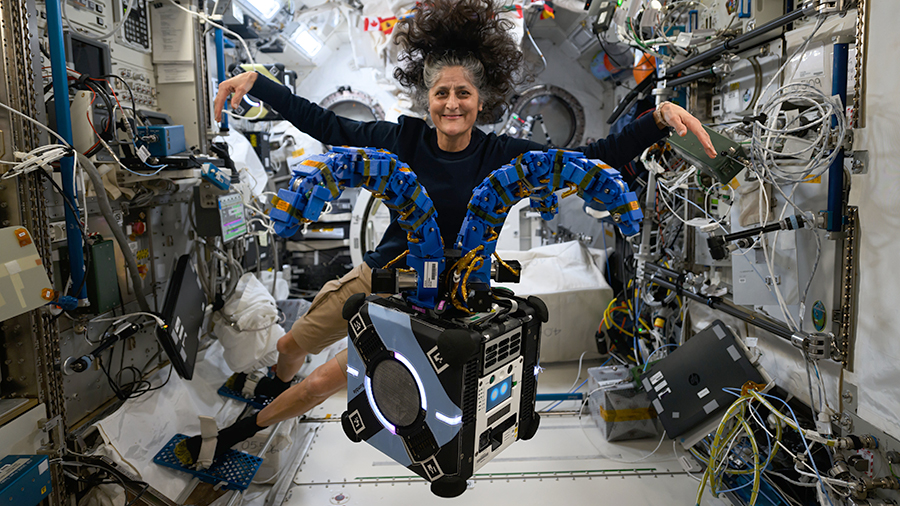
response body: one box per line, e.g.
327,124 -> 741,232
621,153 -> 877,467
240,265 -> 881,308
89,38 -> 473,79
486,376 -> 513,413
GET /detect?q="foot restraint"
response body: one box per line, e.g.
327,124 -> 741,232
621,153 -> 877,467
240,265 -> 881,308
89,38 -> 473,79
218,371 -> 272,409
153,433 -> 263,491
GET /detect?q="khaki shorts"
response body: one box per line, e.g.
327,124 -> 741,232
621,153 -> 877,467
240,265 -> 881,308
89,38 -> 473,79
290,262 -> 372,375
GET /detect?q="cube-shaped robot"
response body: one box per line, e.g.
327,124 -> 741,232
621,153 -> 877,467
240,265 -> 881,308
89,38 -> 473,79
340,293 -> 546,497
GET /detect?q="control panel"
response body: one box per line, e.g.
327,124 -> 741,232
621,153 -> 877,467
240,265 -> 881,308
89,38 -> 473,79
61,0 -> 112,33
111,60 -> 157,108
113,0 -> 152,53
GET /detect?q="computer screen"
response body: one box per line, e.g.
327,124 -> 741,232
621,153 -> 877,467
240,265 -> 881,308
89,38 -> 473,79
65,31 -> 111,78
218,193 -> 247,243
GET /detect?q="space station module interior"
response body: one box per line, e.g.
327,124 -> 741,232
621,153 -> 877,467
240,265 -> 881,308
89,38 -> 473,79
1,0 -> 899,504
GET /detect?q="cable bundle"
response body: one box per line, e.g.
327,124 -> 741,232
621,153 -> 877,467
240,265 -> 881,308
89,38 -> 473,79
749,81 -> 848,184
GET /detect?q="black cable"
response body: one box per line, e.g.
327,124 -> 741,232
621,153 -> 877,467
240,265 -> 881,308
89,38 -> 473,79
36,168 -> 94,310
97,328 -> 173,400
94,75 -> 143,153
597,33 -> 634,70
97,74 -> 138,117
58,458 -> 151,506
82,80 -> 135,158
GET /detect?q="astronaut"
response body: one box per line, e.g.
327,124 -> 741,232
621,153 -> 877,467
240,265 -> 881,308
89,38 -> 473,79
173,0 -> 714,466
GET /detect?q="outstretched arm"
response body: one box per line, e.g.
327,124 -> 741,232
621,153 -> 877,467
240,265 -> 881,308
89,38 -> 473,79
214,71 -> 403,151
578,103 -> 715,167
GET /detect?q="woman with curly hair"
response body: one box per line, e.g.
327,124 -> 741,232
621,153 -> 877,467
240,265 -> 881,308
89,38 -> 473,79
174,0 -> 714,466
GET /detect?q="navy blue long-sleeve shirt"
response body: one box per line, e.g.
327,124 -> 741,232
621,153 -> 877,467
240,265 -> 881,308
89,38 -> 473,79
250,75 -> 667,268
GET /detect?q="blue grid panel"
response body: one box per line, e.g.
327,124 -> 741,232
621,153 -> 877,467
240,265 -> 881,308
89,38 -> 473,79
217,384 -> 271,409
153,434 -> 263,491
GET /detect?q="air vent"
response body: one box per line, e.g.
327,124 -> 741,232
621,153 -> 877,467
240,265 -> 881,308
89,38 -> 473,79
406,428 -> 439,462
461,358 -> 479,424
484,331 -> 521,370
355,328 -> 384,363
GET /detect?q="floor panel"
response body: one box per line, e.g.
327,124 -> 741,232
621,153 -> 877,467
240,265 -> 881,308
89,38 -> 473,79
282,361 -> 728,506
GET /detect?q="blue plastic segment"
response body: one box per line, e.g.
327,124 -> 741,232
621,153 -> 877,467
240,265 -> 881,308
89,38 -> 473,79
534,392 -> 584,401
46,0 -> 86,300
268,147 -> 445,308
215,29 -> 229,129
201,163 -> 230,191
217,384 -> 271,410
153,434 -> 263,491
453,149 -> 642,301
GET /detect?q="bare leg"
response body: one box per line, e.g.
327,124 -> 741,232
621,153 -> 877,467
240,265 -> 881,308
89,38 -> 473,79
274,331 -> 308,382
257,356 -> 347,427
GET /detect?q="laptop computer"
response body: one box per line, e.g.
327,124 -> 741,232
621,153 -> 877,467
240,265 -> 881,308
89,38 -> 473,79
640,320 -> 767,440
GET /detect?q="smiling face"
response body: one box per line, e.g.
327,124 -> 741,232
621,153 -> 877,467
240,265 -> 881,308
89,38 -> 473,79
428,66 -> 483,152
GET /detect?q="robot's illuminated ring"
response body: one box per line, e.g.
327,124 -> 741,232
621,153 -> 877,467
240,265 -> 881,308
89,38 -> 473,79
364,351 -> 428,434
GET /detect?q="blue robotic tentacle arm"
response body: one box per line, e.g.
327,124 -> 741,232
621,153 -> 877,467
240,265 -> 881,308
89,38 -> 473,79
269,147 -> 445,307
452,149 -> 643,309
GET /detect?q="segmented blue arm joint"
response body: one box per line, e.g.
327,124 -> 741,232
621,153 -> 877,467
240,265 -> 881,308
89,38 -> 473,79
269,147 -> 445,308
454,149 -> 643,293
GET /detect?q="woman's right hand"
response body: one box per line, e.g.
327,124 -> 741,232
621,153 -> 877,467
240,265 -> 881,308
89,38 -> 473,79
214,71 -> 259,122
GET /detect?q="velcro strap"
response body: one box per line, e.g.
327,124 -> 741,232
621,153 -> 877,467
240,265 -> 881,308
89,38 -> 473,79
466,203 -> 505,226
196,416 -> 219,470
271,195 -> 303,221
551,150 -> 565,190
579,165 -> 602,192
241,371 -> 264,398
490,175 -> 513,206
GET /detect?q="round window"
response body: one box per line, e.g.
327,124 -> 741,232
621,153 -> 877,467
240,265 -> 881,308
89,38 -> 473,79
502,85 -> 585,148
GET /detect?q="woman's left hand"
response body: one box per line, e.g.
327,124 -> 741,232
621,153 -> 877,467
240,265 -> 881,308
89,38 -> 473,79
657,102 -> 717,158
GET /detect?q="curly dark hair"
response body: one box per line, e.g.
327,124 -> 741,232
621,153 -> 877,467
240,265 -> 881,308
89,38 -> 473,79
393,0 -> 528,124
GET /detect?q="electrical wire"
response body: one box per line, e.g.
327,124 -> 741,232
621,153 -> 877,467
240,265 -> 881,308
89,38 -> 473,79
61,0 -> 136,42
0,145 -> 71,179
749,16 -> 844,185
90,311 -> 166,330
79,152 -> 153,313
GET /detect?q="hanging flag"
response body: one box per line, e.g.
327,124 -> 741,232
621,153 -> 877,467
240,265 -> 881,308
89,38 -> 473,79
363,16 -> 398,34
539,1 -> 555,19
379,16 -> 398,34
363,17 -> 380,31
501,4 -> 524,18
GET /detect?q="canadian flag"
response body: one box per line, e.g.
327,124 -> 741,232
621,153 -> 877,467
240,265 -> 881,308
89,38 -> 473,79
363,16 -> 398,33
363,17 -> 380,31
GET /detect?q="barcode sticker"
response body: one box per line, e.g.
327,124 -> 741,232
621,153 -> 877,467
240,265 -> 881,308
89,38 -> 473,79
424,261 -> 439,289
137,145 -> 151,163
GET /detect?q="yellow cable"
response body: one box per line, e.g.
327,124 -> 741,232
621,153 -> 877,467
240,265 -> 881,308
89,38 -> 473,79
383,249 -> 409,269
695,392 -> 785,506
492,251 -> 520,276
561,183 -> 579,199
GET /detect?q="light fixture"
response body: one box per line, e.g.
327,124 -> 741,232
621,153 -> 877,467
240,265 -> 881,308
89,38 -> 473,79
242,0 -> 281,20
290,26 -> 323,58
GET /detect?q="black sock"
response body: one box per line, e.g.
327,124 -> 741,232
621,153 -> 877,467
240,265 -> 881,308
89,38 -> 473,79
174,413 -> 265,467
224,372 -> 248,392
254,375 -> 291,399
